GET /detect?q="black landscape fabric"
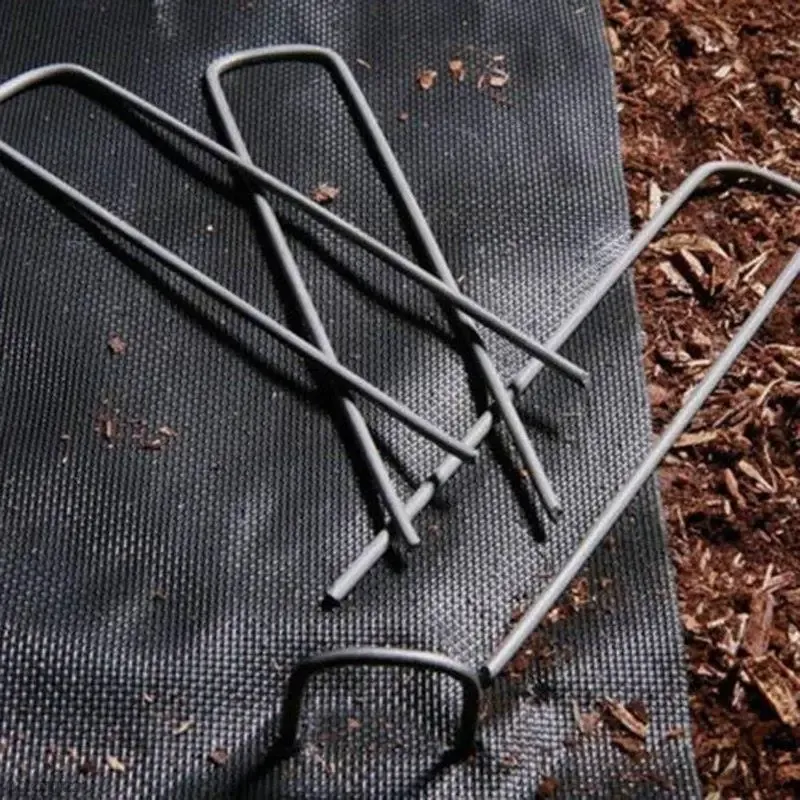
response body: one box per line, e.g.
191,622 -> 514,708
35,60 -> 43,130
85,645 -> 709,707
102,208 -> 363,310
0,1 -> 700,796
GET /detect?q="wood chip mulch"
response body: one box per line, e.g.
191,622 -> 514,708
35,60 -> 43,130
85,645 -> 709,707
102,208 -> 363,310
602,0 -> 799,796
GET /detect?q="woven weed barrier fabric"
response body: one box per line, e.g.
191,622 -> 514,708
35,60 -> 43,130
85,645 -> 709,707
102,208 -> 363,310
0,1 -> 700,796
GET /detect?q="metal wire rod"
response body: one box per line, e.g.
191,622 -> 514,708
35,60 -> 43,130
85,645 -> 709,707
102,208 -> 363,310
207,45 -> 568,520
0,64 -> 586,384
206,60 -> 420,547
0,94 -> 476,462
326,160 -> 800,604
483,246 -> 800,681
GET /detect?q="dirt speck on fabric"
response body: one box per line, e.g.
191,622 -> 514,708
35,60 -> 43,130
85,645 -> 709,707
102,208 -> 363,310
208,747 -> 229,767
535,775 -> 560,798
448,58 -> 465,82
478,55 -> 510,90
78,757 -> 98,776
107,334 -> 127,356
105,755 -> 126,773
416,68 -> 437,91
498,752 -> 519,769
574,703 -> 602,736
94,404 -> 178,454
309,183 -> 341,204
93,405 -> 122,444
171,719 -> 194,736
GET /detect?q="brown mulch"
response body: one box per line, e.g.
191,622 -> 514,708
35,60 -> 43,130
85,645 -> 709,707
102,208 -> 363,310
603,1 -> 800,796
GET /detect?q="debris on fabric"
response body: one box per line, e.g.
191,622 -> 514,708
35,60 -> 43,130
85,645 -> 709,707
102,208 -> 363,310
93,404 -> 123,444
487,71 -> 509,88
107,333 -> 127,356
208,747 -> 229,767
535,775 -> 560,798
448,58 -> 465,82
602,699 -> 650,740
309,183 -> 340,204
415,69 -> 437,91
105,755 -> 126,773
498,752 -> 519,770
171,719 -> 195,736
78,758 -> 98,776
573,702 -> 602,737
93,403 -> 178,453
503,575 -> 616,680
477,56 -> 510,91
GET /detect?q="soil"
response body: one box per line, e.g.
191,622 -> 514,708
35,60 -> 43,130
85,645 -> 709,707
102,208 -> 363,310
602,1 -> 800,796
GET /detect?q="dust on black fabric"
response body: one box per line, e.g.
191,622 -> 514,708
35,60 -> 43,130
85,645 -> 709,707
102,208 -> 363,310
0,1 -> 699,797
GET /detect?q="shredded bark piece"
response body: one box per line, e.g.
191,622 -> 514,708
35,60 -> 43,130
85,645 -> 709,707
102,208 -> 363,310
737,459 -> 775,494
674,430 -> 718,448
742,654 -> 800,727
657,261 -> 694,295
610,732 -> 648,760
776,762 -> 800,785
652,233 -> 730,261
722,468 -> 745,508
602,699 -> 649,739
741,591 -> 775,657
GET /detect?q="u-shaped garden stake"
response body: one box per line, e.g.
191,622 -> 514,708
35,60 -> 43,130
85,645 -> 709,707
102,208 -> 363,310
274,647 -> 482,761
206,46 -> 579,523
